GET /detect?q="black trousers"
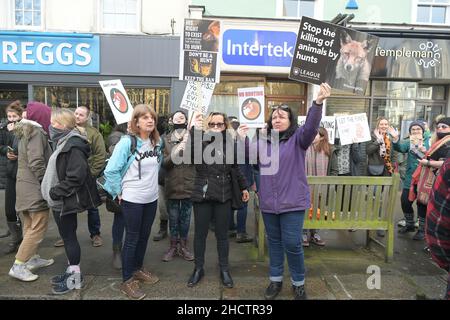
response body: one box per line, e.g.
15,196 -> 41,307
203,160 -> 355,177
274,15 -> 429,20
5,176 -> 18,222
53,210 -> 80,266
193,200 -> 231,271
400,188 -> 427,219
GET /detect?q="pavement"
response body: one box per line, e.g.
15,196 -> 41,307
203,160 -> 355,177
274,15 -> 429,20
0,190 -> 447,300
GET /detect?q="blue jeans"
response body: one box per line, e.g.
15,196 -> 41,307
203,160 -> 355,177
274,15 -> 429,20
87,207 -> 101,238
262,211 -> 305,286
229,203 -> 249,233
112,212 -> 125,248
167,199 -> 192,239
121,200 -> 157,281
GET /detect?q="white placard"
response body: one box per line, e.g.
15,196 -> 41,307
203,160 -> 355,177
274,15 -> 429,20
237,87 -> 265,128
99,79 -> 133,125
180,81 -> 215,115
298,116 -> 336,144
335,113 -> 371,146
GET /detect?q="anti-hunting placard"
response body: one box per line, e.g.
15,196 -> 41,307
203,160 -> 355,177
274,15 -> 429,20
180,19 -> 221,83
289,16 -> 379,95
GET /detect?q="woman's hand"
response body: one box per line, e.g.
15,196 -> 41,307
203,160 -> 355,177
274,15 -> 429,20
315,83 -> 331,105
6,152 -> 17,160
189,112 -> 204,130
7,123 -> 15,132
117,194 -> 123,204
237,124 -> 249,139
242,190 -> 250,202
388,126 -> 399,142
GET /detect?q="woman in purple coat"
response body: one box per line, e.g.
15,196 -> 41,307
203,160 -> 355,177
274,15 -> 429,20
239,83 -> 331,300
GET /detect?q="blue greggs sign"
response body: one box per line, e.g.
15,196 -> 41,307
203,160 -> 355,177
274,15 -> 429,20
0,32 -> 100,73
222,29 -> 297,67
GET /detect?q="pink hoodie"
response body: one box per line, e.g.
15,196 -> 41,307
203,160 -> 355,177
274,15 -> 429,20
26,101 -> 51,136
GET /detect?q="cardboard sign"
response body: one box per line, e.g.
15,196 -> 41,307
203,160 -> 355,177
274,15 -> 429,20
298,116 -> 336,144
289,16 -> 379,95
238,87 -> 265,128
180,19 -> 221,83
180,81 -> 215,115
99,79 -> 133,125
335,113 -> 371,145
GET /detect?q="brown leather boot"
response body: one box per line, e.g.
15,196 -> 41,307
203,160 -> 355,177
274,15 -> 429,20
178,238 -> 194,261
133,268 -> 159,285
120,278 -> 146,300
162,238 -> 178,262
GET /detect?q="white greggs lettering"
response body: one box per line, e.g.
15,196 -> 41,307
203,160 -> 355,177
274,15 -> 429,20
2,41 -> 91,66
226,39 -> 293,58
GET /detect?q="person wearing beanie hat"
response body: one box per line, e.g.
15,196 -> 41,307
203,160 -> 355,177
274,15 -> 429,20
391,121 -> 430,238
8,101 -> 53,282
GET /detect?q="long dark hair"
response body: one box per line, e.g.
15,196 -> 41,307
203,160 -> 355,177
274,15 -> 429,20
266,105 -> 298,139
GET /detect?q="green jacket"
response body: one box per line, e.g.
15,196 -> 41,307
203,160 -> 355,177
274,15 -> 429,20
85,126 -> 107,178
393,135 -> 430,190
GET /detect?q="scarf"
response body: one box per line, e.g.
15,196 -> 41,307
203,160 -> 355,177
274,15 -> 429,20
410,134 -> 450,190
382,133 -> 394,175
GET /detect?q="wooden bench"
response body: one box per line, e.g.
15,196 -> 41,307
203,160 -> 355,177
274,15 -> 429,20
253,173 -> 400,262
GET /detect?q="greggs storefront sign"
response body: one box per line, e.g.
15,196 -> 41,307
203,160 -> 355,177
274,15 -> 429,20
0,31 -> 100,73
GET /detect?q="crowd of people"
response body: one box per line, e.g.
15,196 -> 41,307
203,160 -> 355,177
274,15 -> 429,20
0,83 -> 449,299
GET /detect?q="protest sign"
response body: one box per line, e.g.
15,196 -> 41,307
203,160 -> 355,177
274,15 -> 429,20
335,113 -> 371,145
289,16 -> 379,95
298,116 -> 336,144
99,79 -> 133,125
238,87 -> 265,128
180,81 -> 215,115
180,19 -> 221,83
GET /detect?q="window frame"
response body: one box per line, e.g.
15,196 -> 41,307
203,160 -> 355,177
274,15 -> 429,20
10,0 -> 45,30
99,0 -> 142,34
278,0 -> 318,19
414,0 -> 450,24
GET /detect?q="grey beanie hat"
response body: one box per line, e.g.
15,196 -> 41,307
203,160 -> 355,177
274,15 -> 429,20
409,121 -> 425,133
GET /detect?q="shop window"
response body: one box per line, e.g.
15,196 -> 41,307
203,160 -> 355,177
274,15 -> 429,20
13,0 -> 42,28
102,0 -> 140,32
372,99 -> 416,138
326,97 -> 370,118
418,85 -> 446,100
283,0 -> 315,18
372,81 -> 417,99
416,0 -> 450,24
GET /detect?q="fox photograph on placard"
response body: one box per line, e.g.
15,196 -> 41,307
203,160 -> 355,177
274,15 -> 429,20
289,16 -> 379,95
180,19 -> 221,83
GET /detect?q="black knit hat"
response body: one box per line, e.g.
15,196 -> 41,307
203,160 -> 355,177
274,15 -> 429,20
436,117 -> 450,127
409,120 -> 425,133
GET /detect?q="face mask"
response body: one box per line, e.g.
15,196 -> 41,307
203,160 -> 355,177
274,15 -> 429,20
173,123 -> 187,130
436,131 -> 450,140
49,125 -> 70,143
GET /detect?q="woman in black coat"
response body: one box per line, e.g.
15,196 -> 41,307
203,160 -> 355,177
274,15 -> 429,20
41,109 -> 101,295
187,112 -> 249,289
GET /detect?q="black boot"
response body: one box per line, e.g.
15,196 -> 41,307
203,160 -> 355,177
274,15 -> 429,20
112,245 -> 122,270
264,281 -> 283,300
220,270 -> 234,288
187,268 -> 204,287
399,212 -> 415,234
3,221 -> 22,254
153,219 -> 168,241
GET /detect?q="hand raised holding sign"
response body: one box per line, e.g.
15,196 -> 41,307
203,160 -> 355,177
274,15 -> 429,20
315,83 -> 331,105
188,112 -> 204,130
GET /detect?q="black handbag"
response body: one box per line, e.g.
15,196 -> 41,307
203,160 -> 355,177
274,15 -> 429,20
230,167 -> 245,210
105,194 -> 122,214
368,164 -> 385,176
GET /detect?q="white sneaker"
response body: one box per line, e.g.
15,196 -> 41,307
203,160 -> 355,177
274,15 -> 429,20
397,219 -> 406,227
415,220 -> 419,228
25,255 -> 54,271
9,263 -> 38,282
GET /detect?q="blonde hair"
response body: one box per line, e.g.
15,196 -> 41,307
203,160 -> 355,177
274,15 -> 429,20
376,116 -> 389,129
51,108 -> 76,130
204,112 -> 231,131
129,104 -> 160,145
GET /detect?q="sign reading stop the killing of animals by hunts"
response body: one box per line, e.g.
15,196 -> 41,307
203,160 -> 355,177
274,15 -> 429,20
99,79 -> 133,125
289,16 -> 379,95
180,19 -> 221,83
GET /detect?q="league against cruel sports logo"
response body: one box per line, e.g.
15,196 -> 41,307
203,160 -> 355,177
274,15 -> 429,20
110,88 -> 129,113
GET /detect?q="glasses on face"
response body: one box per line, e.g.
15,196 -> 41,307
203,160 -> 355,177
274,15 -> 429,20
437,124 -> 449,129
208,122 -> 225,129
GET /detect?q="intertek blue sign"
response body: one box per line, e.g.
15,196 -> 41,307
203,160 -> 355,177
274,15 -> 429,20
0,31 -> 100,73
222,29 -> 297,67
